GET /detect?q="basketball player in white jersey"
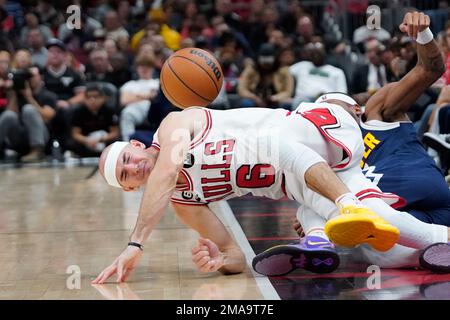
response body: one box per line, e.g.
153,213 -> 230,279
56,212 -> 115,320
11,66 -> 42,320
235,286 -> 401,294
91,102 -> 449,283
91,12 -> 449,283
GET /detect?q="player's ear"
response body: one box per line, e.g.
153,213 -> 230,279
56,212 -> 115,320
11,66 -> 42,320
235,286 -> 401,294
129,139 -> 146,149
122,186 -> 138,192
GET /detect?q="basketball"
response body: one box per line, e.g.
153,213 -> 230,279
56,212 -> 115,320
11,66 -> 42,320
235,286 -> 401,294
160,47 -> 223,109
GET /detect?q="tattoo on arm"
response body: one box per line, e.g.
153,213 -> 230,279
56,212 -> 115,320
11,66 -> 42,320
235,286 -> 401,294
417,40 -> 445,75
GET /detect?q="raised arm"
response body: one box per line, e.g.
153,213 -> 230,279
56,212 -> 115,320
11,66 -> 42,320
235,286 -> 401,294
92,111 -> 193,284
364,11 -> 445,122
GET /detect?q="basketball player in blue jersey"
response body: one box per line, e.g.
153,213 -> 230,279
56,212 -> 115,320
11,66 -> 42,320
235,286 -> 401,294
253,11 -> 450,277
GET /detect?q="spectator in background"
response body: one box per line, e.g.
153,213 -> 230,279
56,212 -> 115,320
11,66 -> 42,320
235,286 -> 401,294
108,51 -> 132,88
295,14 -> 316,46
278,0 -> 304,35
218,47 -> 240,94
0,50 -> 10,114
104,38 -> 119,59
278,47 -> 296,68
59,14 -> 100,66
27,28 -> 48,68
35,0 -> 59,30
103,10 -> 129,43
11,49 -> 31,70
138,36 -> 172,71
437,21 -> 450,86
43,39 -> 85,108
247,6 -> 280,52
58,12 -> 101,46
120,53 -> 160,141
42,38 -> 85,149
353,23 -> 391,51
238,43 -> 294,109
68,83 -> 119,157
0,67 -> 57,161
290,41 -> 347,106
130,10 -> 181,52
85,48 -> 114,83
19,11 -> 52,45
351,38 -> 389,104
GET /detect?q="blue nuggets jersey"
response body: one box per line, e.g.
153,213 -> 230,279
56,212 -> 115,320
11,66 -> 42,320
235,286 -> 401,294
359,119 -> 450,211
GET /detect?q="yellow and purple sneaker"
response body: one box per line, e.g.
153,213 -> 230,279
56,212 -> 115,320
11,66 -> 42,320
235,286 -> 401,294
252,235 -> 340,276
325,205 -> 400,252
419,242 -> 450,273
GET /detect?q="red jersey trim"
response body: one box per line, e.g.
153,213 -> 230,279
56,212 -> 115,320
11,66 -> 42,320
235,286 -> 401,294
190,109 -> 212,150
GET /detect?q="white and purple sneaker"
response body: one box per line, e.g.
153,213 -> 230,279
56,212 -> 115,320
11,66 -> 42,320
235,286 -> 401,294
419,242 -> 450,273
252,235 -> 340,276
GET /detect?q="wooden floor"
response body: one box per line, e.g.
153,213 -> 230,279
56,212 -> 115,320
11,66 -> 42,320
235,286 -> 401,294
0,166 -> 268,300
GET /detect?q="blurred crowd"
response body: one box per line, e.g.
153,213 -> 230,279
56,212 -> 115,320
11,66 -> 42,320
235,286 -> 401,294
0,0 -> 450,166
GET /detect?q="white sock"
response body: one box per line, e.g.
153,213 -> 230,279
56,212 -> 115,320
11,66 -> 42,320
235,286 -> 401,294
335,192 -> 363,209
353,244 -> 421,268
297,206 -> 329,240
306,228 -> 329,240
362,198 -> 448,249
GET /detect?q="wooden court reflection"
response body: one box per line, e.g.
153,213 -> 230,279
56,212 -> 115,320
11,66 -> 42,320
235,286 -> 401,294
0,166 -> 265,300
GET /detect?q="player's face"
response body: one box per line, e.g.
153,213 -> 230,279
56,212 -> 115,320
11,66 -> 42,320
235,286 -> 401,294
114,140 -> 156,191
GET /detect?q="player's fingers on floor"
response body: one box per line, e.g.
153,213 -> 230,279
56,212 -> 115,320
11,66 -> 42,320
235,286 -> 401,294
191,245 -> 208,255
196,255 -> 211,268
92,266 -> 113,284
121,268 -> 134,282
193,251 -> 210,264
98,265 -> 118,284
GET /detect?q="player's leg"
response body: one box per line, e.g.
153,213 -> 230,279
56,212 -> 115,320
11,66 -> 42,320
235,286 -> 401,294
253,206 -> 339,276
325,166 -> 449,250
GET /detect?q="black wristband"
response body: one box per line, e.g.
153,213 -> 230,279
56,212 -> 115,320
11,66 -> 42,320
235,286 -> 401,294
128,242 -> 144,251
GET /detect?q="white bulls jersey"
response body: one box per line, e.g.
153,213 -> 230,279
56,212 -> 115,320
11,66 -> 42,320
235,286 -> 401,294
151,104 -> 362,205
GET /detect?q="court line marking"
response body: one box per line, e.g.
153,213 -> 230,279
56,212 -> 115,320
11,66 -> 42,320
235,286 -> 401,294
209,201 -> 280,300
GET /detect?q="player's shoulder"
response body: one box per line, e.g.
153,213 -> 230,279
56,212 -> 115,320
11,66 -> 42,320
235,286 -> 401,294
161,108 -> 206,128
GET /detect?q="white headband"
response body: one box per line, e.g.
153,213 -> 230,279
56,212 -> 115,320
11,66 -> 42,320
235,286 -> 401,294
315,93 -> 358,106
104,141 -> 129,188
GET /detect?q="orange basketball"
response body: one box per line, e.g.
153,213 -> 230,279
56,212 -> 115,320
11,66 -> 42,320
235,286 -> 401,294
160,47 -> 223,109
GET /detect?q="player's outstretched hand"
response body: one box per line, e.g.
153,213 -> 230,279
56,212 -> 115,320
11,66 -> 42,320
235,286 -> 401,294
91,246 -> 143,284
191,238 -> 225,273
399,11 -> 430,39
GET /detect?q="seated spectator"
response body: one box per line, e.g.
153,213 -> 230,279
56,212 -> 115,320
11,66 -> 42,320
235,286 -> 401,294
11,49 -> 31,70
26,28 -> 48,68
120,53 -> 160,141
20,11 -> 52,45
0,50 -> 10,114
61,15 -> 100,66
103,10 -> 129,43
42,38 -> 85,149
218,47 -> 240,94
42,38 -> 85,109
68,83 -> 119,157
290,41 -> 347,106
238,43 -> 294,109
108,51 -> 132,88
350,38 -> 389,104
130,10 -> 181,53
35,0 -> 59,29
138,37 -> 172,72
85,48 -> 114,83
353,24 -> 391,50
0,67 -> 57,161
